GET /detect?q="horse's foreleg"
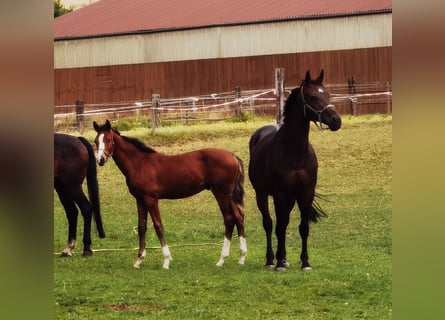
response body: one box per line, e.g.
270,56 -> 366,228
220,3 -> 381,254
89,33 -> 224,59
256,192 -> 274,268
133,199 -> 148,268
273,193 -> 294,271
146,198 -> 172,270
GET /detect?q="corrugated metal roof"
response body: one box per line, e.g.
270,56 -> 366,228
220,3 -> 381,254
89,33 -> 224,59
54,0 -> 392,40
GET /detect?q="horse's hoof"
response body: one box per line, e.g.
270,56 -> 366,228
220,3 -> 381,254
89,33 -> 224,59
275,266 -> 287,272
133,258 -> 144,268
301,266 -> 312,271
60,251 -> 72,257
82,251 -> 93,257
275,259 -> 289,271
264,264 -> 275,270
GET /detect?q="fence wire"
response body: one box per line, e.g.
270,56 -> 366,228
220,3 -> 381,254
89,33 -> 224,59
54,82 -> 391,133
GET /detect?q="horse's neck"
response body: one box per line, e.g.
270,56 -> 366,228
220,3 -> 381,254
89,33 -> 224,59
280,111 -> 310,150
112,134 -> 143,177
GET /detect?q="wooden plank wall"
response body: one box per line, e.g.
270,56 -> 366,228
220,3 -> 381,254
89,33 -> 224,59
54,47 -> 392,107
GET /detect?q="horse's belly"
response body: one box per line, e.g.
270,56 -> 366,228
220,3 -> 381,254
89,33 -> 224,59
266,169 -> 312,194
161,184 -> 205,199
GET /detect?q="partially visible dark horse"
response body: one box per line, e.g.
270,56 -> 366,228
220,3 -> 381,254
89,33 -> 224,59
54,133 -> 106,256
93,120 -> 246,269
248,70 -> 341,271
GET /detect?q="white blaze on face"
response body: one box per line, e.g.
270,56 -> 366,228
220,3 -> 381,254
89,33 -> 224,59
318,87 -> 324,93
96,133 -> 105,162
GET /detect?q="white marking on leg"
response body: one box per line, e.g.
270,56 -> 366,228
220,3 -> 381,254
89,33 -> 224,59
238,236 -> 247,265
216,236 -> 231,267
61,248 -> 73,256
162,245 -> 172,269
133,249 -> 146,268
61,240 -> 76,257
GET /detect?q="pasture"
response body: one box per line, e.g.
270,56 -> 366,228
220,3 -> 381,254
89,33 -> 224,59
54,114 -> 391,319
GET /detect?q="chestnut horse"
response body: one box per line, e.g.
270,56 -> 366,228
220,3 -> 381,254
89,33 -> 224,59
54,133 -> 106,256
93,120 -> 246,269
248,70 -> 341,271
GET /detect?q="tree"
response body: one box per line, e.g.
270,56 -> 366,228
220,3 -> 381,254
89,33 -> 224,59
54,0 -> 73,18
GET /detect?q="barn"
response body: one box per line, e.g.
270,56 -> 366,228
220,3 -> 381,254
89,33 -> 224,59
54,0 -> 392,115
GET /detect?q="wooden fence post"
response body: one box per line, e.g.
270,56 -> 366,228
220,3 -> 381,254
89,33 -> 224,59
385,81 -> 391,114
348,77 -> 357,115
275,68 -> 285,124
234,86 -> 241,117
75,100 -> 84,133
151,94 -> 160,135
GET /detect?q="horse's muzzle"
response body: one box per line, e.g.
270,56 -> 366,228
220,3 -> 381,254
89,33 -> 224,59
328,115 -> 342,131
98,157 -> 107,166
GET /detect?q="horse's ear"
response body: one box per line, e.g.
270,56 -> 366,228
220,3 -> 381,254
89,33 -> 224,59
105,119 -> 111,130
93,121 -> 99,131
305,70 -> 311,84
316,69 -> 324,84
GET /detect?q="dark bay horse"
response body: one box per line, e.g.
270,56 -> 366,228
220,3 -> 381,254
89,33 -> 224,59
93,120 -> 246,269
54,133 -> 106,257
248,70 -> 341,271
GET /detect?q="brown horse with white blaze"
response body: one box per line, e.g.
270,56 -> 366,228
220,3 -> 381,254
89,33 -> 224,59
93,120 -> 246,269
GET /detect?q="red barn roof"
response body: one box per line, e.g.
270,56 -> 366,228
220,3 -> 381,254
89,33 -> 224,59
55,0 -> 392,40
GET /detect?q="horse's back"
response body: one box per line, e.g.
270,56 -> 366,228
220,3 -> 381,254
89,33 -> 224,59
248,125 -> 280,191
54,133 -> 89,186
143,148 -> 240,199
177,147 -> 240,183
249,125 -> 280,155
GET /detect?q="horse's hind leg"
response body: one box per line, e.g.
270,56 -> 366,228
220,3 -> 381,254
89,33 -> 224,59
256,191 -> 274,268
216,211 -> 235,267
233,204 -> 247,265
298,213 -> 312,270
297,192 -> 316,271
56,188 -> 78,257
74,188 -> 93,257
214,194 -> 236,267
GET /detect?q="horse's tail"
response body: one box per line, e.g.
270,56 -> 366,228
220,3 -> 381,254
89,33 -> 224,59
308,193 -> 328,223
232,155 -> 245,207
78,136 -> 106,238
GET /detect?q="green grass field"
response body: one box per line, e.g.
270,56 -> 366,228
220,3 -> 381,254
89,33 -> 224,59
54,114 -> 392,319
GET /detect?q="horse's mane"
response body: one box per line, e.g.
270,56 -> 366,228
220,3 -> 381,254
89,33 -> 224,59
112,129 -> 157,153
282,86 -> 301,123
